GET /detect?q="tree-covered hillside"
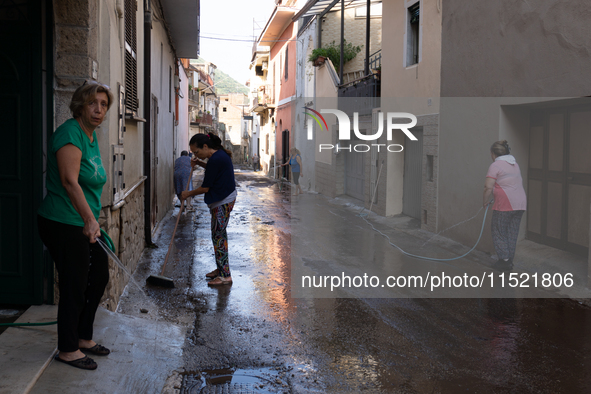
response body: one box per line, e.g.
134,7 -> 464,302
192,57 -> 249,95
213,68 -> 249,95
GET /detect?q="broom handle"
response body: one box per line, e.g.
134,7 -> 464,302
161,169 -> 193,275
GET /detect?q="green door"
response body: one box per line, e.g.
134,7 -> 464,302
0,1 -> 45,304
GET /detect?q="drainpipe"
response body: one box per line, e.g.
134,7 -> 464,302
143,0 -> 153,244
339,0 -> 344,84
364,0 -> 370,76
317,11 -> 322,49
117,0 -> 125,114
116,0 -> 124,49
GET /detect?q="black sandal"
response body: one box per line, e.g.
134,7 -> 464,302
492,259 -> 513,272
81,344 -> 111,356
55,355 -> 97,370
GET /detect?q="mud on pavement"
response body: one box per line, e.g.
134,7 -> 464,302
117,170 -> 320,393
117,169 -> 591,394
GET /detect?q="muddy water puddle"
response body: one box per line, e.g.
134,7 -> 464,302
181,367 -> 284,393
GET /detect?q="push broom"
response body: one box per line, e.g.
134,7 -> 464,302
146,169 -> 193,288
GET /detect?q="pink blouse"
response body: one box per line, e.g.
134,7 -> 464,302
486,160 -> 527,211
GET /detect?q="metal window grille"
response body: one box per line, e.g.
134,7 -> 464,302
409,3 -> 420,24
113,145 -> 126,202
118,84 -> 125,144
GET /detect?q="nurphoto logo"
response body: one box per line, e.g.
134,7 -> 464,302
304,108 -> 418,153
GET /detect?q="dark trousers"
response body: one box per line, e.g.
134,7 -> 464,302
38,215 -> 109,352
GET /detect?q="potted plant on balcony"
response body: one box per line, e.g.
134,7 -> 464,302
309,47 -> 329,67
314,56 -> 326,66
309,48 -> 327,66
308,40 -> 362,74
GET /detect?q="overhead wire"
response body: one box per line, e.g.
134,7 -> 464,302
200,35 -> 301,43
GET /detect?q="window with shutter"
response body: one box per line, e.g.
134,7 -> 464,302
406,2 -> 420,66
279,54 -> 282,85
125,0 -> 138,114
285,47 -> 288,80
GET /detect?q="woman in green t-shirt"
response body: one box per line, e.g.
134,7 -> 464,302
38,80 -> 113,370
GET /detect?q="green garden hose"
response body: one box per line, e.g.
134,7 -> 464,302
0,229 -> 115,327
0,321 -> 57,327
100,229 -> 116,253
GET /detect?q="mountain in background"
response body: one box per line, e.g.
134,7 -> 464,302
194,57 -> 249,96
214,68 -> 249,96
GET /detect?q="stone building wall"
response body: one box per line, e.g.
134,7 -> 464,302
99,185 -> 145,311
53,0 -> 99,126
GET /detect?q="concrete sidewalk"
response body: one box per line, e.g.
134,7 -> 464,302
0,178 -> 200,394
0,305 -> 57,394
0,304 -> 184,394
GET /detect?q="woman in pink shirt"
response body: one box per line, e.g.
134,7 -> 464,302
483,140 -> 527,272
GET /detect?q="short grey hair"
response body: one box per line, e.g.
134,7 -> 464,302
69,80 -> 114,118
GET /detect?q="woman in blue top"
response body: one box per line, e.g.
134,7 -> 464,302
37,80 -> 113,370
181,133 -> 237,286
280,147 -> 303,195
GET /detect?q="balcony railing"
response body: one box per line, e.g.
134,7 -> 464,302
188,89 -> 199,104
365,49 -> 382,71
252,94 -> 273,107
193,113 -> 213,126
257,85 -> 275,105
250,84 -> 275,112
342,69 -> 366,85
338,73 -> 381,116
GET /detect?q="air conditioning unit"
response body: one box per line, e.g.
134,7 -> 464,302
261,61 -> 268,70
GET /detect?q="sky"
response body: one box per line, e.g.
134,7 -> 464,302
199,0 -> 277,85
